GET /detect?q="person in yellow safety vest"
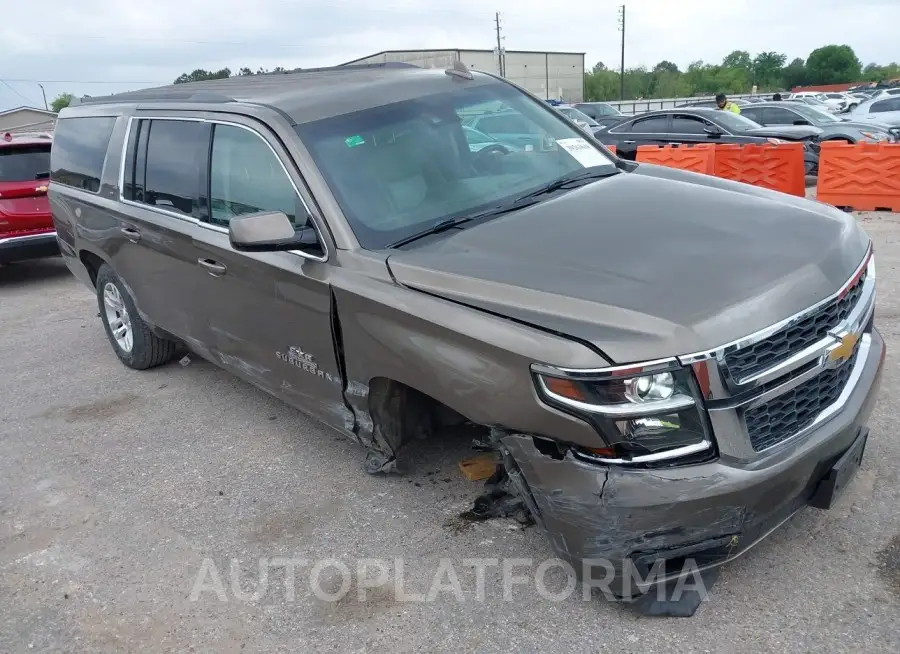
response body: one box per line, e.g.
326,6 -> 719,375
715,93 -> 741,114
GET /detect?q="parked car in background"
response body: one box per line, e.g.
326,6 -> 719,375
870,88 -> 900,100
462,125 -> 521,154
462,109 -> 547,152
846,96 -> 900,127
740,102 -> 897,143
572,102 -> 626,128
0,131 -> 59,264
555,105 -> 603,134
593,107 -> 822,173
789,95 -> 842,114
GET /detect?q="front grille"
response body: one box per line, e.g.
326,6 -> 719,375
724,269 -> 867,382
744,349 -> 857,452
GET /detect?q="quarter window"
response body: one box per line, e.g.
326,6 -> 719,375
208,124 -> 306,228
50,116 -> 116,192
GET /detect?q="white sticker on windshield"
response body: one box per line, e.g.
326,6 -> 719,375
555,138 -> 611,167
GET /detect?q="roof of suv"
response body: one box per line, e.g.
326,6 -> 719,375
71,63 -> 499,125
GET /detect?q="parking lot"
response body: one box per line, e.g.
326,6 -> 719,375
1,210 -> 899,652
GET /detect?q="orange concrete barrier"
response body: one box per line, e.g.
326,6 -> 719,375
605,144 -> 616,155
636,144 -> 715,175
816,141 -> 900,212
713,143 -> 805,197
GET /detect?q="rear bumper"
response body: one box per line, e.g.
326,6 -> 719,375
501,328 -> 885,598
0,231 -> 60,263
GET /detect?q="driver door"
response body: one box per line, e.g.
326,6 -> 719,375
190,119 -> 345,428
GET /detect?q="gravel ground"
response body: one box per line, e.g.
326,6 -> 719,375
2,211 -> 900,653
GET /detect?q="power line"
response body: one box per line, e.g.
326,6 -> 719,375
0,80 -> 40,106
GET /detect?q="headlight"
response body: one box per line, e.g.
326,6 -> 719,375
532,359 -> 714,465
766,137 -> 788,144
860,131 -> 888,141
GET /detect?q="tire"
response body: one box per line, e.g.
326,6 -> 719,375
95,264 -> 179,370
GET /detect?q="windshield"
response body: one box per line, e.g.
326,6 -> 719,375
789,103 -> 840,123
0,144 -> 51,182
296,82 -> 616,250
559,107 -> 599,127
713,111 -> 763,131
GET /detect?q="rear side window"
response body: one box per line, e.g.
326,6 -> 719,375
0,144 -> 51,182
50,116 -> 116,192
123,118 -> 209,216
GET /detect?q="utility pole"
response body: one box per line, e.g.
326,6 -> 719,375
495,12 -> 504,77
38,83 -> 48,110
617,5 -> 626,101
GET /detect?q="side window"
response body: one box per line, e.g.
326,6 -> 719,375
870,100 -> 891,114
208,124 -> 306,229
741,107 -> 763,123
576,105 -> 599,119
762,107 -> 798,125
631,115 -> 669,133
140,119 -> 209,216
50,116 -> 116,193
670,115 -> 709,134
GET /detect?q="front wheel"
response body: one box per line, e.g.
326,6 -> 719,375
95,264 -> 179,370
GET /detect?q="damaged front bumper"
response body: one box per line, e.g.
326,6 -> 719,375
500,328 -> 885,599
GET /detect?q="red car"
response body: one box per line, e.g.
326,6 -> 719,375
0,131 -> 59,264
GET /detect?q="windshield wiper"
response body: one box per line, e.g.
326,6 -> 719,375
387,167 -> 618,249
388,197 -> 544,249
511,166 -> 619,203
388,216 -> 476,248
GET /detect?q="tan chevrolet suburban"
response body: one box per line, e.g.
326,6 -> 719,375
49,62 -> 884,607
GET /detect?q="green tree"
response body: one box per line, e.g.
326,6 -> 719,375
722,50 -> 752,70
51,92 -> 73,113
805,45 -> 862,84
782,58 -> 807,89
173,68 -> 231,84
752,51 -> 787,88
653,60 -> 679,74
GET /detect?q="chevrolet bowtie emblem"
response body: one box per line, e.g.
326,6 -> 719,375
829,332 -> 859,364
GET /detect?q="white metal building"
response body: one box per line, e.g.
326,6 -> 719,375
341,49 -> 586,103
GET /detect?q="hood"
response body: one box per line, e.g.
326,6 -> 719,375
386,165 -> 869,363
834,119 -> 894,132
741,125 -> 822,139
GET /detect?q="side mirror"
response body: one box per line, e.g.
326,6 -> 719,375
793,119 -> 811,126
229,211 -> 320,253
703,125 -> 722,138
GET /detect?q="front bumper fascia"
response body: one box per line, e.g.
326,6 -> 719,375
501,328 -> 885,598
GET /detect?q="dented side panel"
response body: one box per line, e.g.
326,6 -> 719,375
328,250 -> 613,456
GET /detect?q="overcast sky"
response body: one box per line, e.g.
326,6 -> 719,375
2,0 -> 898,112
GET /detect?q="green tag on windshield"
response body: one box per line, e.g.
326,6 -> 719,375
345,135 -> 365,148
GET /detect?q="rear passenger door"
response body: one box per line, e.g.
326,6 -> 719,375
114,116 -> 212,341
190,119 -> 345,426
616,114 -> 671,158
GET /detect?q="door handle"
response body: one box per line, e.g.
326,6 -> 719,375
622,140 -> 636,144
197,258 -> 227,276
120,227 -> 141,243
